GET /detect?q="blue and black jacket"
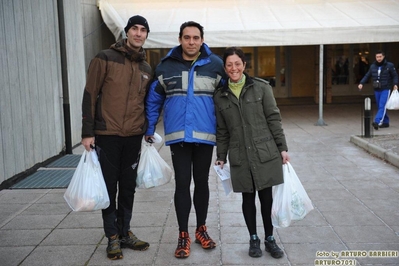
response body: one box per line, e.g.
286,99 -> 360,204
145,43 -> 225,146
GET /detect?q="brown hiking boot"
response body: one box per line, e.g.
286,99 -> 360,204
107,234 -> 123,260
120,230 -> 150,251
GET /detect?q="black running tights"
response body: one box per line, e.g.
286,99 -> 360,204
170,142 -> 213,233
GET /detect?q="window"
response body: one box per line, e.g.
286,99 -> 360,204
331,45 -> 350,85
353,44 -> 370,84
279,47 -> 286,87
257,47 -> 276,86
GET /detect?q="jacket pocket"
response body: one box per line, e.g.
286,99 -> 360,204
218,103 -> 233,113
253,136 -> 279,163
228,141 -> 242,166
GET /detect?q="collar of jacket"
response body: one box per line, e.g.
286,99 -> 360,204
220,73 -> 254,96
164,43 -> 212,63
111,39 -> 146,62
375,58 -> 387,67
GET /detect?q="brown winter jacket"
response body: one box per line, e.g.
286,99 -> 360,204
81,39 -> 153,138
213,74 -> 288,193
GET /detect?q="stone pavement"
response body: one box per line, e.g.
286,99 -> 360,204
0,103 -> 398,266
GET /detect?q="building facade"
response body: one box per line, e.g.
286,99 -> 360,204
145,43 -> 399,104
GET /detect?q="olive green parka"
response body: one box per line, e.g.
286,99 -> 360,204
213,74 -> 288,193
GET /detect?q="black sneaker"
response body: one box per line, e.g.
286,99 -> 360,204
379,123 -> 389,128
107,235 -> 123,260
372,122 -> 379,130
120,230 -> 150,251
248,234 -> 262,257
265,235 -> 284,258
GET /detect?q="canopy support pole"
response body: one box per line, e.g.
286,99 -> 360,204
316,44 -> 327,126
57,0 -> 72,154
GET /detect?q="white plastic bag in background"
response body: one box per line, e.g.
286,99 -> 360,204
64,150 -> 110,212
271,162 -> 313,228
136,136 -> 173,189
386,89 -> 399,110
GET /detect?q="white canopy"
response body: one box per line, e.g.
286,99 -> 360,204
98,0 -> 399,49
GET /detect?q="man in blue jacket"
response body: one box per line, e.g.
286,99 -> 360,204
145,21 -> 225,258
358,50 -> 398,129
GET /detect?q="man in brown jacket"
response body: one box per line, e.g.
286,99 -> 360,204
81,15 -> 152,260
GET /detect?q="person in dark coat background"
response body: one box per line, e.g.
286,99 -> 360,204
358,50 -> 398,130
214,47 -> 289,260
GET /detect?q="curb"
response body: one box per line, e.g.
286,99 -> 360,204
350,135 -> 399,168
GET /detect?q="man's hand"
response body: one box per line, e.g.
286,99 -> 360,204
81,137 -> 95,151
144,135 -> 154,143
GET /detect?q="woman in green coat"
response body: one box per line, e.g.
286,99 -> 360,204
214,47 -> 290,260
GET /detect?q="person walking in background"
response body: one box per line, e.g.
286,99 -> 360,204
145,21 -> 226,258
214,47 -> 289,260
358,50 -> 398,130
81,15 -> 152,260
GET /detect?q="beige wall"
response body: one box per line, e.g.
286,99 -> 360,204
82,0 -> 115,71
0,0 -> 86,186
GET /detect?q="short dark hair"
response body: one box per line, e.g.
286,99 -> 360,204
179,21 -> 204,39
223,47 -> 246,66
376,50 -> 385,56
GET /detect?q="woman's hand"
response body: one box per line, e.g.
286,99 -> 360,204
281,151 -> 290,164
215,160 -> 225,169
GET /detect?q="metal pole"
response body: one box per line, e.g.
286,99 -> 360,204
57,0 -> 72,154
316,44 -> 327,126
364,97 -> 371,138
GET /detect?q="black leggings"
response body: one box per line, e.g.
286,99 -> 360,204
170,142 -> 213,232
242,186 -> 273,238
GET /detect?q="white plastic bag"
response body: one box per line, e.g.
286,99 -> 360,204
136,138 -> 173,189
64,150 -> 110,212
213,162 -> 233,196
386,89 -> 399,110
271,162 -> 313,228
151,132 -> 163,143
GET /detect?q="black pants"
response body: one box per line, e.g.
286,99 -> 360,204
95,135 -> 142,238
242,186 -> 273,238
170,142 -> 213,232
